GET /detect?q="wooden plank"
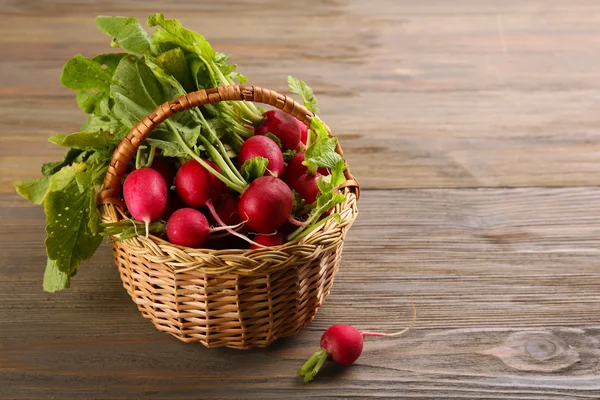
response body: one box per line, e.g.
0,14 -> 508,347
2,187 -> 600,398
3,2 -> 600,189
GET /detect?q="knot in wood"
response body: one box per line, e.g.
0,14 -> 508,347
479,330 -> 580,372
525,337 -> 558,361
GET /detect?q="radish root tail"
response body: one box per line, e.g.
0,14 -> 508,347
205,200 -> 267,248
361,296 -> 417,337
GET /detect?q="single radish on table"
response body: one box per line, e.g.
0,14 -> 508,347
237,136 -> 285,177
166,208 -> 210,248
255,109 -> 301,151
298,302 -> 416,382
123,168 -> 168,237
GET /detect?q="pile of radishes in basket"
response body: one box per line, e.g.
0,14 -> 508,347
118,104 -> 348,249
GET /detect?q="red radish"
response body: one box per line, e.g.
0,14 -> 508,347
282,152 -> 308,187
213,194 -> 242,226
175,160 -> 222,207
175,162 -> 247,245
160,192 -> 186,221
205,160 -> 227,202
298,119 -> 308,146
255,109 -> 301,151
123,168 -> 167,236
298,302 -> 417,383
249,233 -> 284,249
322,324 -> 363,365
166,208 -> 210,248
237,136 -> 284,177
238,176 -> 293,233
282,152 -> 329,188
150,156 -> 175,186
294,173 -> 322,205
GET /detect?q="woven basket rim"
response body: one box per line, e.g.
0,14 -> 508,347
101,188 -> 357,276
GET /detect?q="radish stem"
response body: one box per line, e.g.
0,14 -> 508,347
286,198 -> 338,241
287,216 -> 306,227
145,145 -> 157,168
135,146 -> 144,170
166,120 -> 245,193
205,200 -> 266,248
196,111 -> 246,185
298,348 -> 328,383
197,135 -> 246,188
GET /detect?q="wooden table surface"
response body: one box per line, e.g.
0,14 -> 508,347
2,1 -> 600,399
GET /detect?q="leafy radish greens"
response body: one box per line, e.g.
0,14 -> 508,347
15,14 -> 260,292
14,14 -> 348,292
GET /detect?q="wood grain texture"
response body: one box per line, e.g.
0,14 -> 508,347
2,0 -> 600,398
2,188 -> 600,398
3,1 -> 600,190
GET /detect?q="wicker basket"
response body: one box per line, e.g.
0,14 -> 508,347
97,85 -> 360,349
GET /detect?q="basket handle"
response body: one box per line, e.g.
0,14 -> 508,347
97,85 -> 360,205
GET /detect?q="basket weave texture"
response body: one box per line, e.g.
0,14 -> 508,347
98,85 -> 359,349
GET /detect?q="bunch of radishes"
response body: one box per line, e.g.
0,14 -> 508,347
121,108 -> 342,249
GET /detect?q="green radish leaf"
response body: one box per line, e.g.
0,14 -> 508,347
265,132 -> 283,149
110,56 -> 201,152
61,54 -> 113,91
44,164 -> 103,275
288,76 -> 319,114
287,158 -> 346,242
303,117 -> 343,173
234,72 -> 248,85
75,160 -> 108,194
48,131 -> 117,151
41,148 -> 86,176
239,156 -> 268,182
148,13 -> 216,60
156,48 -> 194,92
43,258 -> 71,292
145,138 -> 190,158
87,192 -> 102,236
321,159 -> 347,188
283,149 -> 297,162
76,91 -> 106,114
81,113 -> 129,140
96,16 -> 154,55
14,177 -> 51,205
292,190 -> 306,215
62,54 -> 127,115
187,53 -> 213,90
92,53 -> 128,72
